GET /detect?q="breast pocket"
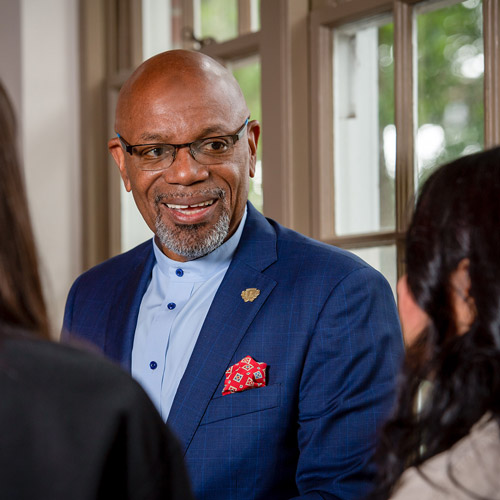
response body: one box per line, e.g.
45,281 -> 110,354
200,383 -> 281,426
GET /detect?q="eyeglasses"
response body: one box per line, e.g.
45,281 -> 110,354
117,117 -> 249,171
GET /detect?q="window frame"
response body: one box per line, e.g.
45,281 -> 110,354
198,0 -> 311,235
80,0 -> 144,267
309,0 -> 500,278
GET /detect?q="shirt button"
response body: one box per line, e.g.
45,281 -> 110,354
167,302 -> 176,310
175,268 -> 184,277
150,361 -> 157,370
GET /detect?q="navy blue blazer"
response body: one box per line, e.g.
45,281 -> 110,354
63,203 -> 404,500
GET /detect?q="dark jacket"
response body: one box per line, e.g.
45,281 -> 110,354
0,325 -> 193,500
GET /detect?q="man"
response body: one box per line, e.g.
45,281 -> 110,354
63,50 -> 403,500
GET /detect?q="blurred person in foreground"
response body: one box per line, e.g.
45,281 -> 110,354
372,147 -> 500,499
0,81 -> 193,500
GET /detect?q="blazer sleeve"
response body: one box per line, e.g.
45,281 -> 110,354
61,278 -> 76,341
293,266 -> 403,500
60,276 -> 102,354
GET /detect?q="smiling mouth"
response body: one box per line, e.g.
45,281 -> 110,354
164,199 -> 217,216
155,189 -> 225,219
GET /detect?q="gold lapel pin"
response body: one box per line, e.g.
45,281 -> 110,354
241,288 -> 260,302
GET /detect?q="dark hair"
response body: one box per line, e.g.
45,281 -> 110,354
373,147 -> 500,499
0,81 -> 50,338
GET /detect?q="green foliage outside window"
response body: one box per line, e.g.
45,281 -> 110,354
416,0 -> 484,181
378,22 -> 395,231
200,0 -> 238,42
232,59 -> 263,212
377,1 -> 484,194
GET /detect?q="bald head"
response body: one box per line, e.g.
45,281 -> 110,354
115,50 -> 249,135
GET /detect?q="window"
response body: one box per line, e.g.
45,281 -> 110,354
192,1 -> 263,214
333,16 -> 395,237
195,0 -> 260,41
310,0 -> 499,292
415,0 -> 484,182
228,55 -> 263,212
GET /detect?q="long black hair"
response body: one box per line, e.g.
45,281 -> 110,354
0,81 -> 50,338
373,147 -> 500,498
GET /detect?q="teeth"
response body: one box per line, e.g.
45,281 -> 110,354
166,203 -> 189,209
166,200 -> 214,209
191,200 -> 214,208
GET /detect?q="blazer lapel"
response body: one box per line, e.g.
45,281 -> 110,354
167,204 -> 278,454
104,243 -> 155,370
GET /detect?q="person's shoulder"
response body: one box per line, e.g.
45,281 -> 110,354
84,239 -> 152,276
3,332 -> 148,405
4,332 -> 120,376
71,240 -> 153,288
391,416 -> 500,499
267,216 -> 381,279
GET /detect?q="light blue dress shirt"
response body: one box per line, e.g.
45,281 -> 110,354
131,208 -> 247,420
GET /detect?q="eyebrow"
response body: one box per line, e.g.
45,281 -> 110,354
138,133 -> 165,143
138,125 -> 231,144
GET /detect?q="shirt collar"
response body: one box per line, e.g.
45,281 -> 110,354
152,206 -> 248,282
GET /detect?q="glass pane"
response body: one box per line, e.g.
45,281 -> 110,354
198,0 -> 238,42
333,16 -> 395,236
121,184 -> 154,251
350,245 -> 397,298
142,0 -> 173,59
415,0 -> 483,185
228,55 -> 263,213
251,0 -> 260,31
124,1 -> 176,252
112,82 -> 154,252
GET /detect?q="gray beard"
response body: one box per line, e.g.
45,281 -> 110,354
154,191 -> 230,260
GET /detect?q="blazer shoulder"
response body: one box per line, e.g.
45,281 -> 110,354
73,240 -> 152,287
269,218 -> 378,279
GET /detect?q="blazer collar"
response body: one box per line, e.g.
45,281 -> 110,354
232,202 -> 277,271
167,202 -> 278,453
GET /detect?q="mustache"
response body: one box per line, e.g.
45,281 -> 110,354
154,188 -> 226,205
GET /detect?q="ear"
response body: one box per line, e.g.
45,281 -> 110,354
108,137 -> 132,192
450,258 -> 476,335
247,120 -> 260,178
397,274 -> 430,347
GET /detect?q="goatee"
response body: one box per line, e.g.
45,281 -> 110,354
154,190 -> 230,260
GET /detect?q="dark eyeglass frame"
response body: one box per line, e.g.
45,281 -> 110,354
116,117 -> 250,166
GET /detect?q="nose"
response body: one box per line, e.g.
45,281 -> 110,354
161,146 -> 209,185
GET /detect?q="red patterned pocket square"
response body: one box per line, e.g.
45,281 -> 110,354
222,356 -> 267,395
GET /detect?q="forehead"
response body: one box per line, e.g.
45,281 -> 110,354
118,75 -> 244,142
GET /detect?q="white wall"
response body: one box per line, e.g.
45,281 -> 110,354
0,0 -> 81,335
